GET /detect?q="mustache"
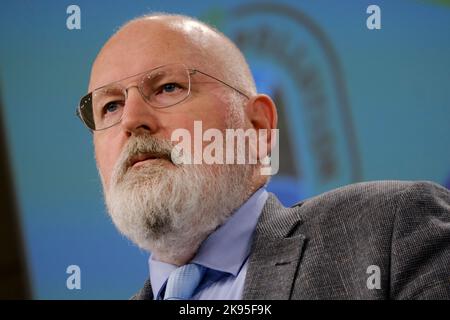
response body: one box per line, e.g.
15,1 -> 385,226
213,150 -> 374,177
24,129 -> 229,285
112,134 -> 175,181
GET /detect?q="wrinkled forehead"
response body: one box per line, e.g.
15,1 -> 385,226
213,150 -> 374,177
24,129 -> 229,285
89,20 -> 218,92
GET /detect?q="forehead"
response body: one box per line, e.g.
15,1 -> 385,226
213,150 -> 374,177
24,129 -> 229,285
89,20 -> 211,91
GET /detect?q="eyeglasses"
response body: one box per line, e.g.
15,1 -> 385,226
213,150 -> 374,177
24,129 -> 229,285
76,63 -> 250,131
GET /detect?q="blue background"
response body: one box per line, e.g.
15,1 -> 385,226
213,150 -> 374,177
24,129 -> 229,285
0,0 -> 449,299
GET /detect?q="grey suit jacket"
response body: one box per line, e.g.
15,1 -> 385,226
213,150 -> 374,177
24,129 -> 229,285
132,180 -> 450,300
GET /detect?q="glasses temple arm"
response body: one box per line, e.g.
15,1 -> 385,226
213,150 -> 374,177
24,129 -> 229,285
190,69 -> 250,100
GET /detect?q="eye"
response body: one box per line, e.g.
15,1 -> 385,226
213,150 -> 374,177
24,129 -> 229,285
158,83 -> 183,94
163,83 -> 177,92
103,101 -> 122,115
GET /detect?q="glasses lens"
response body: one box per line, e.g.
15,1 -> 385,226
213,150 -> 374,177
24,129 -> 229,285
77,64 -> 191,131
140,64 -> 190,108
92,84 -> 126,130
79,93 -> 95,130
80,83 -> 126,131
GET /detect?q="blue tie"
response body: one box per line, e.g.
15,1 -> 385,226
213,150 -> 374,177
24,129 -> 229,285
162,263 -> 207,300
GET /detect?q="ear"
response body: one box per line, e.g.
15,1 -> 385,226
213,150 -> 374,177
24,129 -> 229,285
244,94 -> 278,156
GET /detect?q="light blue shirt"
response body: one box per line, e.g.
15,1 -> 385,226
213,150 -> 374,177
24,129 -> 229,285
148,187 -> 268,300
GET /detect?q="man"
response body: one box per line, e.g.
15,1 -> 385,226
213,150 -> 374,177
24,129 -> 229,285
77,13 -> 450,299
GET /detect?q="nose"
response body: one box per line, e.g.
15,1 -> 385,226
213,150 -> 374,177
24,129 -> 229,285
119,86 -> 160,137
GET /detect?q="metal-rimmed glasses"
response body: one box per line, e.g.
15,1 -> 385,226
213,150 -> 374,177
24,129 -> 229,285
76,63 -> 250,131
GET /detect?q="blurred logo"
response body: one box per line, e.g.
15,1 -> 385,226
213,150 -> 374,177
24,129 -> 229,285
204,3 -> 362,205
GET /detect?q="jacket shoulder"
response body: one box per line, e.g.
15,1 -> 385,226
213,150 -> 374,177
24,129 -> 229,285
287,180 -> 450,299
292,180 -> 448,221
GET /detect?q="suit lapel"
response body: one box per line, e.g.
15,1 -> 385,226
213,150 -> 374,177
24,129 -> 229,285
132,278 -> 154,300
243,193 -> 306,300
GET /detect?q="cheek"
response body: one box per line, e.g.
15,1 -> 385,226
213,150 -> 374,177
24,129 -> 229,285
181,97 -> 231,130
94,136 -> 120,189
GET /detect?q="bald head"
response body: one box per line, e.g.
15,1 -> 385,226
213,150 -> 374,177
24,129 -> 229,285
89,13 -> 256,96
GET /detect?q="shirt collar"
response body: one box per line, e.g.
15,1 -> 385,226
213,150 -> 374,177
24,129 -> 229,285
148,187 -> 268,298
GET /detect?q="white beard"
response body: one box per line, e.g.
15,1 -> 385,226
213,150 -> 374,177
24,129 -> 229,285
103,134 -> 255,263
